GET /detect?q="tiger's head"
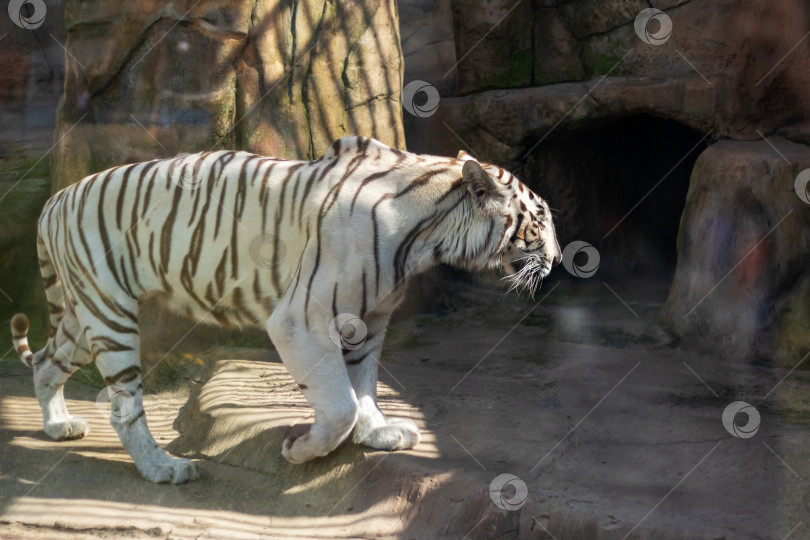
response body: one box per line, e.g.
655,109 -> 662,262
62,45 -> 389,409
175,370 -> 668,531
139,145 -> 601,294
458,151 -> 561,296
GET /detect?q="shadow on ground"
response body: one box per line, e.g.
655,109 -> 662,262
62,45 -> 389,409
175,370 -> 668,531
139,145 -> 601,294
2,276 -> 810,539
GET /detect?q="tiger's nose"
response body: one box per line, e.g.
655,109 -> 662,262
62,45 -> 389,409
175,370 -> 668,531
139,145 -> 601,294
552,254 -> 562,267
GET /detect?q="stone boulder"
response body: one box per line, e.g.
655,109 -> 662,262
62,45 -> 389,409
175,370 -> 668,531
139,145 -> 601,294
662,139 -> 810,365
53,0 -> 405,191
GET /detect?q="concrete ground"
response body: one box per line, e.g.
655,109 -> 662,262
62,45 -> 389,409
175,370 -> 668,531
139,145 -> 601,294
1,276 -> 809,539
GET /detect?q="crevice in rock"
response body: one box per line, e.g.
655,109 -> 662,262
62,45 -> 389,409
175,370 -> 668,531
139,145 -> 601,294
287,0 -> 300,104
300,0 -> 331,160
345,92 -> 398,111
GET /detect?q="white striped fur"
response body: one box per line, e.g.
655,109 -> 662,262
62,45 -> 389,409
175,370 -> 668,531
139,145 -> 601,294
11,136 -> 560,483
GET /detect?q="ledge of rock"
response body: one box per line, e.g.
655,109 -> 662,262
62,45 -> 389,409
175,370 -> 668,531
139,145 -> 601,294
406,75 -> 720,166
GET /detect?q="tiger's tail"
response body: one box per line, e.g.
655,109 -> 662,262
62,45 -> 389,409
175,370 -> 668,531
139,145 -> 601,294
10,231 -> 65,368
11,313 -> 34,367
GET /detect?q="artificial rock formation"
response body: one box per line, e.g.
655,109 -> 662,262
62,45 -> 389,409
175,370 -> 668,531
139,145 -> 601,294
399,0 -> 810,362
662,139 -> 810,363
52,0 -> 405,191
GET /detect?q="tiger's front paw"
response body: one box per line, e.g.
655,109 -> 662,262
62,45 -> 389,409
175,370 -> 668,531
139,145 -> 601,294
281,426 -> 321,464
44,417 -> 90,441
138,456 -> 199,484
353,418 -> 421,451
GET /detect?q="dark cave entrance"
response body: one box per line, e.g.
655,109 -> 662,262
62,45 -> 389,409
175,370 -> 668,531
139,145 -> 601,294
518,115 -> 708,279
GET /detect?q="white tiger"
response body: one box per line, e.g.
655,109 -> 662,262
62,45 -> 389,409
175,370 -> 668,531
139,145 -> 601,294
11,136 -> 561,483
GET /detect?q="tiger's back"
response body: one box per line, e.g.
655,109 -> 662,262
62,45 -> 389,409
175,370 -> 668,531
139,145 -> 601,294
40,149 -> 312,329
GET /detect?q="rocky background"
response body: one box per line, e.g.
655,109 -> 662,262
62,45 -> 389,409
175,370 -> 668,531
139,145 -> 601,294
52,0 -> 405,191
400,0 -> 810,364
0,0 -> 66,350
2,0 -> 407,356
2,0 -> 810,365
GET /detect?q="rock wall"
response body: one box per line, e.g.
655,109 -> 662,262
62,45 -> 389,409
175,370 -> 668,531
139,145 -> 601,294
403,0 -> 810,153
0,0 -> 67,334
52,0 -> 405,191
400,0 -> 795,275
399,0 -> 810,363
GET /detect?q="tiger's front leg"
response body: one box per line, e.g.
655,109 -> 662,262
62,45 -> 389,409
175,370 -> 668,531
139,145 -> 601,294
266,308 -> 359,463
342,313 -> 421,452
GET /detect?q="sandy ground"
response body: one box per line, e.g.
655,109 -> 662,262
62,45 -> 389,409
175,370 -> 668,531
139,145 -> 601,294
2,276 -> 810,539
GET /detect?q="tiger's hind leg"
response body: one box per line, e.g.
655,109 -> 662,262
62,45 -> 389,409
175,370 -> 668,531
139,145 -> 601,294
27,235 -> 93,439
33,304 -> 93,441
73,301 -> 198,484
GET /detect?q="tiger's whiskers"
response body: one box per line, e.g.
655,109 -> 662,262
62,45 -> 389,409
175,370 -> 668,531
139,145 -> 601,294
501,255 -> 543,299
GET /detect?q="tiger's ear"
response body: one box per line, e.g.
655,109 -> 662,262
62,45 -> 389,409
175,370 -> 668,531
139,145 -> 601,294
457,150 -> 475,161
462,160 -> 506,214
